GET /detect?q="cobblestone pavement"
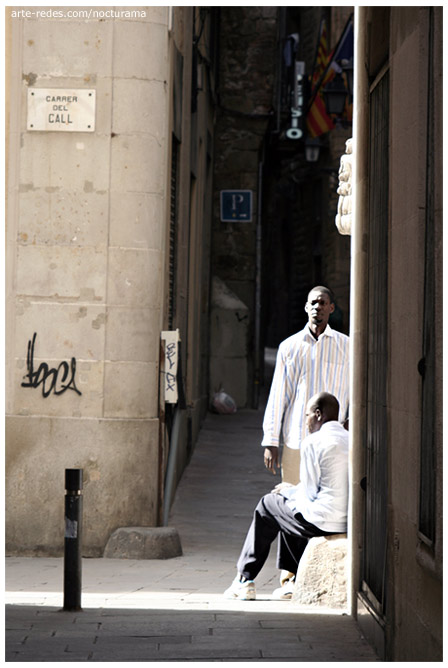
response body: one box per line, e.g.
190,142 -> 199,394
6,379 -> 379,662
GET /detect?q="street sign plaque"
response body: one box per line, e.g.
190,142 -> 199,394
27,88 -> 96,132
220,190 -> 253,222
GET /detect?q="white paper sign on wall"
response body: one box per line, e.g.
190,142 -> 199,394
161,329 -> 180,404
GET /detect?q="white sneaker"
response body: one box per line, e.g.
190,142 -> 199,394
280,570 -> 296,586
272,578 -> 295,600
224,576 -> 256,600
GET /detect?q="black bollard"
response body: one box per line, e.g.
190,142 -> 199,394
63,468 -> 83,611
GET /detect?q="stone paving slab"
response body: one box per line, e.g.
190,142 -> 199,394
5,605 -> 379,662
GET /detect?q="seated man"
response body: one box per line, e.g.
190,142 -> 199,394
224,391 -> 349,600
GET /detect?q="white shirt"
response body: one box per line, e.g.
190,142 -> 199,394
280,421 -> 349,532
262,324 -> 349,450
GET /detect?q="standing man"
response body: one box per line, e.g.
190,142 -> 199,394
262,286 -> 349,483
224,392 -> 349,601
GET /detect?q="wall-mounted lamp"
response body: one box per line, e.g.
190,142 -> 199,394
305,137 -> 321,163
323,72 -> 348,117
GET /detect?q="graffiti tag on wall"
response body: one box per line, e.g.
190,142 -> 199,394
21,333 -> 82,398
160,330 -> 179,403
165,341 -> 177,393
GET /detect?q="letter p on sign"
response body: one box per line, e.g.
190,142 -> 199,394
220,190 -> 253,222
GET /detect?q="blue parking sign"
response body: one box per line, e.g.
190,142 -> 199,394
220,190 -> 253,222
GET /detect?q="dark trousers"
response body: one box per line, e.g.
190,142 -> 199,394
236,492 -> 336,581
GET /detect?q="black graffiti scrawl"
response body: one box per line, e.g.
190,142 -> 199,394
21,333 -> 82,398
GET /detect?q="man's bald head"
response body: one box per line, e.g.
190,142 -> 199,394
306,392 -> 340,433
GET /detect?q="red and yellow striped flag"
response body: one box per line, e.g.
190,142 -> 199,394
306,21 -> 335,138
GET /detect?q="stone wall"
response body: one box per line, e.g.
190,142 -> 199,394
386,7 -> 442,659
6,8 -> 170,555
210,7 -> 278,407
352,7 -> 443,660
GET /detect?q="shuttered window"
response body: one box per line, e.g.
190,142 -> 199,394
363,69 -> 389,612
418,8 -> 436,546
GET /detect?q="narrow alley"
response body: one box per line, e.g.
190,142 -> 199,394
5,357 -> 379,662
6,8 -> 443,660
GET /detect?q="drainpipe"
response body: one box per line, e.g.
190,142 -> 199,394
349,7 -> 369,619
253,156 -> 264,409
161,338 -> 187,527
162,405 -> 183,527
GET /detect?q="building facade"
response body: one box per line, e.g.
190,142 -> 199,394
350,6 -> 443,660
6,6 -> 217,556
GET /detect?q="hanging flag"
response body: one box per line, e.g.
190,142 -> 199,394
306,16 -> 354,137
306,20 -> 335,138
332,18 -> 354,63
333,18 -> 354,124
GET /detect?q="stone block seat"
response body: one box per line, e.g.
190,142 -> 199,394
291,533 -> 348,609
104,527 -> 182,560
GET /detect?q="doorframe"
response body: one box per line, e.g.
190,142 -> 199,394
349,8 -> 388,660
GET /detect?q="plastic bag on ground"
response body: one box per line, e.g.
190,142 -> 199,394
211,389 -> 237,414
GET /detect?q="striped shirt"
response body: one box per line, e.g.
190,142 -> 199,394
262,324 -> 350,450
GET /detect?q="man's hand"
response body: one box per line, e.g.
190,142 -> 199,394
271,482 -> 294,494
263,446 -> 279,474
